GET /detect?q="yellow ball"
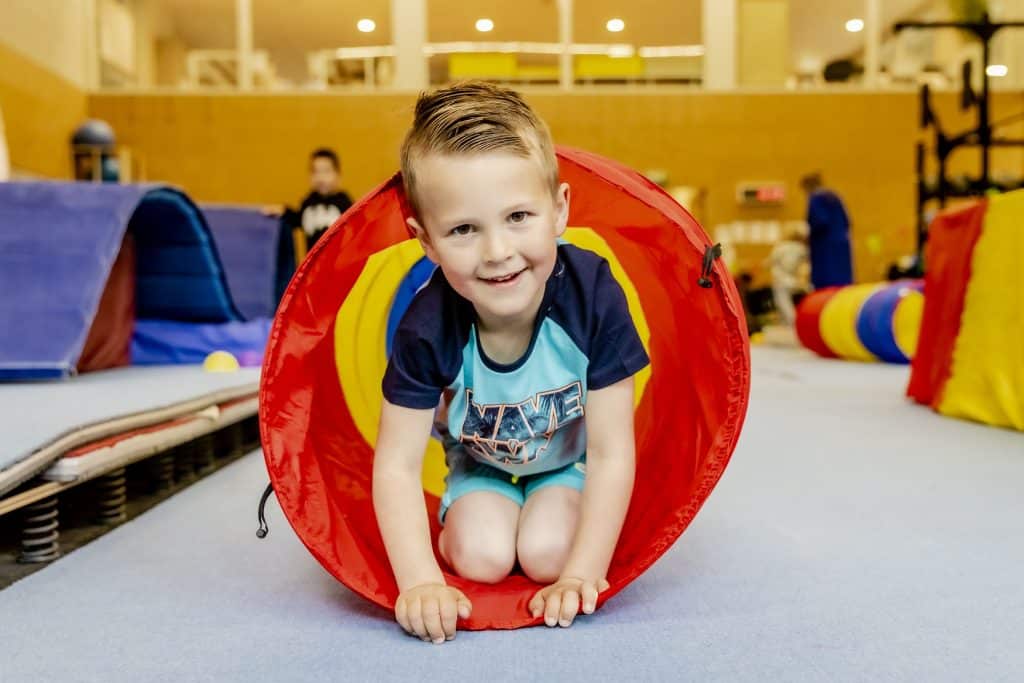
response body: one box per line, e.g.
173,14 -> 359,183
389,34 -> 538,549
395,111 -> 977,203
203,350 -> 240,373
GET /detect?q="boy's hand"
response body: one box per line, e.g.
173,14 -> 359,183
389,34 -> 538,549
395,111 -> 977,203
395,583 -> 472,644
529,577 -> 610,628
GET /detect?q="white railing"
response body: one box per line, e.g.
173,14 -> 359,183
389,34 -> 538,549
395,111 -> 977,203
185,49 -> 274,88
184,42 -> 705,90
306,42 -> 705,89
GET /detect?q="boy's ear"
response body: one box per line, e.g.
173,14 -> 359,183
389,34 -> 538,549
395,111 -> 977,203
554,182 -> 570,238
407,217 -> 439,262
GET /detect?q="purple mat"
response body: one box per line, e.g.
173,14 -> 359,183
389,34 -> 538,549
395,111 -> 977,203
201,205 -> 282,320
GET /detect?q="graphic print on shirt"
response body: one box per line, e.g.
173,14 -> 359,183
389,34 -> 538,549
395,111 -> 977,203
460,381 -> 584,466
301,204 -> 342,236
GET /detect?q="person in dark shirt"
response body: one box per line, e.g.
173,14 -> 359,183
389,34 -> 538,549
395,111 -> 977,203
801,171 -> 854,289
265,147 -> 354,253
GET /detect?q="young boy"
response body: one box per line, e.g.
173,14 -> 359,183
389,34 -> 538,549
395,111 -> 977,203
264,148 -> 353,251
372,82 -> 649,644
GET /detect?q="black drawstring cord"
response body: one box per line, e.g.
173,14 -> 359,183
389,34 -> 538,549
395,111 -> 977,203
698,243 -> 723,288
256,482 -> 274,538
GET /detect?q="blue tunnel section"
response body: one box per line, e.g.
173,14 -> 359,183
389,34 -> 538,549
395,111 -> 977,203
129,188 -> 242,323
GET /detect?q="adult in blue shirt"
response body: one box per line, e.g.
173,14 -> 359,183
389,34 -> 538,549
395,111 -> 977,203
801,172 -> 853,288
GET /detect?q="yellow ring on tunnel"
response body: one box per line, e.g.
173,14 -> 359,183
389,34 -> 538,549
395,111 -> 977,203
819,283 -> 882,362
892,289 -> 924,360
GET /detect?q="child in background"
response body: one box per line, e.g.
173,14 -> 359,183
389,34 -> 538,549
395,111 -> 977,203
769,224 -> 810,326
373,82 -> 649,644
264,148 -> 353,252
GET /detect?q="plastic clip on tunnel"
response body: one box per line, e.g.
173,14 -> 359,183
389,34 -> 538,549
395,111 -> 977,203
259,148 -> 750,630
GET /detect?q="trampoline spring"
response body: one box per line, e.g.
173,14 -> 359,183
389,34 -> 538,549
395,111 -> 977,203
175,441 -> 197,482
243,417 -> 261,448
245,417 -> 262,448
155,452 -> 175,490
195,432 -> 217,462
195,435 -> 217,473
97,467 -> 127,524
228,423 -> 246,456
18,495 -> 60,563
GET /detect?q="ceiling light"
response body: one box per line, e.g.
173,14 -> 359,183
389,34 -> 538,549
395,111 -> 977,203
987,64 -> 1008,77
607,18 -> 625,33
846,18 -> 864,32
476,18 -> 494,32
357,18 -> 375,33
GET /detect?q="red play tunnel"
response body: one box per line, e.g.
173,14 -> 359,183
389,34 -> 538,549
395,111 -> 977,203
259,147 -> 750,629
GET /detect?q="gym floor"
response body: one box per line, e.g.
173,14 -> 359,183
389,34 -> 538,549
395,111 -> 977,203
1,347 -> 1021,682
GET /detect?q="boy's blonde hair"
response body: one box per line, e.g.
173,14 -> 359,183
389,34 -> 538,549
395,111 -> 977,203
400,81 -> 559,213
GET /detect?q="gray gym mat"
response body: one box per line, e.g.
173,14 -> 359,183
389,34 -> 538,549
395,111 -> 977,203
0,348 -> 1021,682
0,366 -> 260,474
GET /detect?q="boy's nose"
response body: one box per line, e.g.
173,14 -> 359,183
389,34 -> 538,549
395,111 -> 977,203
481,231 -> 513,263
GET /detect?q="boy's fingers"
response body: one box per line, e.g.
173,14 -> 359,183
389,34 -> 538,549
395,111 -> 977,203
528,589 -> 547,617
544,592 -> 562,627
422,596 -> 445,644
581,582 -> 599,614
559,589 -> 580,627
440,598 -> 459,640
598,579 -> 610,592
407,597 -> 428,641
395,599 -> 412,634
454,590 -> 473,620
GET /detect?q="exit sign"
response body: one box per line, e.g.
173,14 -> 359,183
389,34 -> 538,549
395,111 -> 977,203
736,182 -> 786,206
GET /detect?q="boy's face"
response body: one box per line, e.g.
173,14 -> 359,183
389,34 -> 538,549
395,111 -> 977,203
310,157 -> 340,195
407,151 -> 569,330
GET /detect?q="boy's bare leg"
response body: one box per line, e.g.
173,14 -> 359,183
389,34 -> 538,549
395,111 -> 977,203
438,491 -> 520,583
516,487 -> 582,584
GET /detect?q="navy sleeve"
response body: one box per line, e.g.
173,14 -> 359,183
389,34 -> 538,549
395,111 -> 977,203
381,277 -> 460,409
382,329 -> 445,409
587,260 -> 650,390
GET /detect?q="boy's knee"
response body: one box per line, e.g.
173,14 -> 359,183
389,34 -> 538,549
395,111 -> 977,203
517,533 -> 571,584
447,533 -> 515,584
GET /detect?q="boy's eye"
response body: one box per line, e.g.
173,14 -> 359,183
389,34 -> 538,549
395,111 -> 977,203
508,211 -> 529,223
449,224 -> 474,236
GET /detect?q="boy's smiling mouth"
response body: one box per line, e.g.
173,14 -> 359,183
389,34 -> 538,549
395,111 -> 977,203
479,268 -> 527,286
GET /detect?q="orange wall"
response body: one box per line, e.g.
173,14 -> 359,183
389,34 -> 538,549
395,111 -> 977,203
0,42 -> 87,178
89,89 -> 1024,282
89,93 -> 412,205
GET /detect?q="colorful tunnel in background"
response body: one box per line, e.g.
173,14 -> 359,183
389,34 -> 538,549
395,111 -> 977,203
796,280 -> 924,364
259,147 -> 751,630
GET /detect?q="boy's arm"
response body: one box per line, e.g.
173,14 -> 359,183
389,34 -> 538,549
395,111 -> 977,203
373,399 -> 446,591
560,375 -> 637,581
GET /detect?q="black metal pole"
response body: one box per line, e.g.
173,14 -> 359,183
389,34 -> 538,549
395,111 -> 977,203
916,142 -> 926,253
981,29 -> 991,186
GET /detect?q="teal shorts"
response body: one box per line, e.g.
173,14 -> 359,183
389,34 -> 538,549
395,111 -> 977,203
438,455 -> 587,524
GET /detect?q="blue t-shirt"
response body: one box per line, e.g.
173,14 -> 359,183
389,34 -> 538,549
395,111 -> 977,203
382,243 -> 649,477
